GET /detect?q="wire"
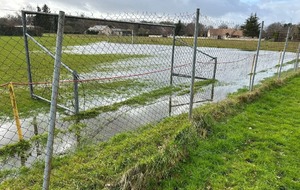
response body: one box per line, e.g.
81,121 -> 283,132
0,62 -> 190,88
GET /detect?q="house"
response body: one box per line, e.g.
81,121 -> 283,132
14,25 -> 36,29
86,25 -> 112,35
207,29 -> 243,39
111,28 -> 132,36
85,25 -> 132,36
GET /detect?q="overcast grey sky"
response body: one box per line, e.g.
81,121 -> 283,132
1,0 -> 299,26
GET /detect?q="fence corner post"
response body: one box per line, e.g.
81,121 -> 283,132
188,8 -> 200,120
42,11 -> 65,190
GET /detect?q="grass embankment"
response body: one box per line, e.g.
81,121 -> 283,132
0,113 -> 192,189
157,72 -> 300,189
1,69 -> 299,189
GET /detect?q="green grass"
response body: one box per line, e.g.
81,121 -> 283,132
198,38 -> 300,52
177,79 -> 216,96
67,85 -> 182,120
157,73 -> 300,189
0,86 -> 50,118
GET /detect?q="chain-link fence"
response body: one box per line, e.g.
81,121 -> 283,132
1,8 -> 300,187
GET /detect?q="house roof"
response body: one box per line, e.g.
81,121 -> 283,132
208,29 -> 243,37
87,25 -> 110,32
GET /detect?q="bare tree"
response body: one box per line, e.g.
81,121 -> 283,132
265,22 -> 284,41
218,23 -> 228,29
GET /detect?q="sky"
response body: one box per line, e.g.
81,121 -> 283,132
1,0 -> 300,26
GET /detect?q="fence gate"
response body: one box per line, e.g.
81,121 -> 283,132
22,11 -> 79,114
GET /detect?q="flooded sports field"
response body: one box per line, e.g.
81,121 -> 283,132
0,41 -> 297,169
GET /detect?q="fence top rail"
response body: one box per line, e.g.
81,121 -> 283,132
21,10 -> 176,28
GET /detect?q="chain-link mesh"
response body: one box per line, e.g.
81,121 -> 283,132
198,15 -> 299,100
1,9 -> 300,185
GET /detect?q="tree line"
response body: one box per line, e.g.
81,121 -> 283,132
0,5 -> 300,41
239,13 -> 300,41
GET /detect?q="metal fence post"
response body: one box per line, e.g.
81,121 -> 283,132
188,8 -> 200,120
131,30 -> 134,44
278,26 -> 291,78
42,11 -> 65,190
22,11 -> 34,98
169,27 -> 176,116
250,21 -> 264,91
211,57 -> 217,100
295,43 -> 300,71
73,71 -> 80,114
249,54 -> 256,90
